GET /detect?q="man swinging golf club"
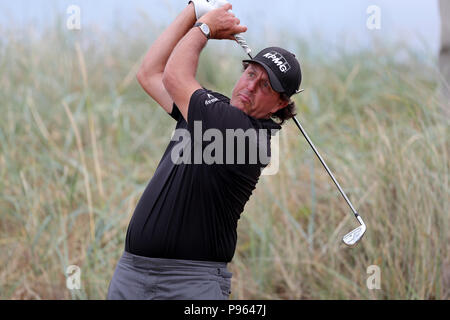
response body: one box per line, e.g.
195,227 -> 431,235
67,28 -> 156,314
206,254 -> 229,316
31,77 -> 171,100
107,0 -> 302,300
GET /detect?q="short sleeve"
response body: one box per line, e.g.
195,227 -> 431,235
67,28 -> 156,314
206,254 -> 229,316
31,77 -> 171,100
187,89 -> 251,133
169,103 -> 182,122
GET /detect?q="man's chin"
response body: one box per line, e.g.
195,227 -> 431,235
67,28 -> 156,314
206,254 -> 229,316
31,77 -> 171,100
231,99 -> 244,110
231,98 -> 253,115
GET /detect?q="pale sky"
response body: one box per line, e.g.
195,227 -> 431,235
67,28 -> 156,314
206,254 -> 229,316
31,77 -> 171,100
0,0 -> 441,54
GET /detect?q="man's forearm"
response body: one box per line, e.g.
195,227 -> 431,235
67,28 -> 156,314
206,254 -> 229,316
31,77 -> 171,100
138,3 -> 196,77
162,3 -> 247,122
165,28 -> 207,85
162,27 -> 207,121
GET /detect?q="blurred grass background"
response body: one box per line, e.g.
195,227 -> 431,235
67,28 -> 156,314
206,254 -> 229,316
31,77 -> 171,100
0,17 -> 448,300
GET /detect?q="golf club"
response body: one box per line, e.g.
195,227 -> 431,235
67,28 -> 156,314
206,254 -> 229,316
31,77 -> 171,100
234,34 -> 252,59
292,117 -> 366,247
234,35 -> 366,247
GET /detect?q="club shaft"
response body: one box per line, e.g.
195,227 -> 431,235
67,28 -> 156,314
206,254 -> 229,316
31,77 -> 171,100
234,34 -> 252,59
293,117 -> 359,218
232,21 -> 365,236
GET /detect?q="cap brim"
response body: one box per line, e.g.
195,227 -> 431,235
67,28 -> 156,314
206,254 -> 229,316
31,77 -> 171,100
243,60 -> 285,94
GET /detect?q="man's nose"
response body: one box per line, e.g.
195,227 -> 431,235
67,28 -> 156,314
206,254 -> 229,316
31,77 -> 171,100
247,79 -> 257,92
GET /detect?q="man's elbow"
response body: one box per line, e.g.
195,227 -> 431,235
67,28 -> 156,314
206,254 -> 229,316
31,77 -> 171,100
136,69 -> 147,86
137,69 -> 158,94
162,70 -> 178,95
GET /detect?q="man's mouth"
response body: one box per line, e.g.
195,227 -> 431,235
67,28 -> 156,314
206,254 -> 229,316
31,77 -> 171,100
239,94 -> 251,105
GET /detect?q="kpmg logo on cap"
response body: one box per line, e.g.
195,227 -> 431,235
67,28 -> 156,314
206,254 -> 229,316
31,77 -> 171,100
262,51 -> 291,73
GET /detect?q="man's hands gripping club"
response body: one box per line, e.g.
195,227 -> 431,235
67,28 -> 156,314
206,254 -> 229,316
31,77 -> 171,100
190,1 -> 250,55
197,3 -> 247,40
189,0 -> 229,20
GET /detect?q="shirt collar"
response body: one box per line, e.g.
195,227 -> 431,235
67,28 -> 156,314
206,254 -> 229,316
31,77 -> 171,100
251,117 -> 282,135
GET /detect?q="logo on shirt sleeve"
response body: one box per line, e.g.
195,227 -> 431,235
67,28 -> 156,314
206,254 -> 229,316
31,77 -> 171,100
205,93 -> 219,105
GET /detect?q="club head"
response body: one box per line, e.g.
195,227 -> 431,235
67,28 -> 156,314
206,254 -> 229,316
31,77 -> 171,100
342,223 -> 366,247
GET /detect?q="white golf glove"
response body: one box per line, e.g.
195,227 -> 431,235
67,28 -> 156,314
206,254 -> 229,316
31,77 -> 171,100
189,0 -> 229,20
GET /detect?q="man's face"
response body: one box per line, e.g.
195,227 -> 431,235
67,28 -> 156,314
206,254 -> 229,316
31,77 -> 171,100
230,63 -> 289,119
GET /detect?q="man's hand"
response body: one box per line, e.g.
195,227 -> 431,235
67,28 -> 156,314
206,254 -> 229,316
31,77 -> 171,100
189,0 -> 229,20
198,3 -> 247,40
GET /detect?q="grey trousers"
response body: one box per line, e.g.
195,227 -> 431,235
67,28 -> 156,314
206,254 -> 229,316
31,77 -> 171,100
107,251 -> 232,300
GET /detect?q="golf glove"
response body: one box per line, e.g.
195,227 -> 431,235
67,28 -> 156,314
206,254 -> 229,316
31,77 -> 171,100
189,0 -> 229,20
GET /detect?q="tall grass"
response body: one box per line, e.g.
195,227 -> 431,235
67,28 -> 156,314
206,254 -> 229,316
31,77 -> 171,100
0,19 -> 448,300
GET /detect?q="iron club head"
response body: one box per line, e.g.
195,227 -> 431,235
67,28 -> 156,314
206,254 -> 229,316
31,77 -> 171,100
342,215 -> 366,247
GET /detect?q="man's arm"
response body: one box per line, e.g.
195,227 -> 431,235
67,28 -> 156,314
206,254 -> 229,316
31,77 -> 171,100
163,3 -> 247,122
136,3 -> 196,114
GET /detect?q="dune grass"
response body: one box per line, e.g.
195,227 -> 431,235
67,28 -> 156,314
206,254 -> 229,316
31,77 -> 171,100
0,20 -> 448,300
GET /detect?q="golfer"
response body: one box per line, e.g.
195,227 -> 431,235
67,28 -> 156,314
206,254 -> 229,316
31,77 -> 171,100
107,0 -> 302,300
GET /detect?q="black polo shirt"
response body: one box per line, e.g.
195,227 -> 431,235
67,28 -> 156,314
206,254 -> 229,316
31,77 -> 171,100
125,88 -> 282,262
